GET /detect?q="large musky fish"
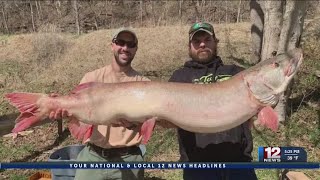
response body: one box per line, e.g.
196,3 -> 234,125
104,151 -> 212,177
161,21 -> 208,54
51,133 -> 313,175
4,48 -> 303,144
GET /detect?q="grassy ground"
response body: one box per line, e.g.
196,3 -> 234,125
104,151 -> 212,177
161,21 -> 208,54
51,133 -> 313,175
0,21 -> 319,179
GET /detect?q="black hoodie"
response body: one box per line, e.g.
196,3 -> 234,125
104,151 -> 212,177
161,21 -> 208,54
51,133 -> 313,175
169,56 -> 253,162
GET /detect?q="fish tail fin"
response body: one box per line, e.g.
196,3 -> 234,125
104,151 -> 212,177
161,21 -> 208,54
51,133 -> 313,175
140,117 -> 156,144
68,117 -> 93,143
4,93 -> 46,133
5,93 -> 44,112
258,106 -> 279,132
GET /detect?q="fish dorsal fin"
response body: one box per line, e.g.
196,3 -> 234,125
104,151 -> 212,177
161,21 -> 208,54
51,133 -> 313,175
257,106 -> 279,132
70,82 -> 101,94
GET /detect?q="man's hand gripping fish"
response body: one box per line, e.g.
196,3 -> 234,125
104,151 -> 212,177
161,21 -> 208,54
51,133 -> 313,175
5,48 -> 303,144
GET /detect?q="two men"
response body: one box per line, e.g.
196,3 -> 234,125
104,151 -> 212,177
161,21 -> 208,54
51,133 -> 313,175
51,22 -> 257,180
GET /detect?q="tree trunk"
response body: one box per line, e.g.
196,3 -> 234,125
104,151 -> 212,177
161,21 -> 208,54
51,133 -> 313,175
109,0 -> 114,28
1,2 -> 9,34
73,0 -> 80,35
193,0 -> 200,22
225,1 -> 228,23
150,0 -> 156,26
261,0 -> 283,61
29,0 -> 36,32
278,0 -> 307,53
237,0 -> 242,23
35,1 -> 41,21
201,0 -> 205,21
179,0 -> 183,24
88,1 -> 98,30
93,13 -> 98,31
55,0 -> 61,16
249,0 -> 264,64
210,2 -> 215,22
38,0 -> 42,17
164,0 -> 167,26
140,0 -> 143,26
275,0 -> 307,122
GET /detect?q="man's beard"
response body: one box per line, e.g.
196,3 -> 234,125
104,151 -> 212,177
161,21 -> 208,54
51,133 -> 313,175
114,52 -> 133,66
189,48 -> 217,63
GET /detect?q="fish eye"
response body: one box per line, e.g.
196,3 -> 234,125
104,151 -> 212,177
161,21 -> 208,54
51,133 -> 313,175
272,62 -> 280,67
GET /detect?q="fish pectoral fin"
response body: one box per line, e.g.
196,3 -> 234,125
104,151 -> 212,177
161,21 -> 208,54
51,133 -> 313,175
257,106 -> 279,132
140,117 -> 157,145
12,112 -> 42,133
68,117 -> 93,143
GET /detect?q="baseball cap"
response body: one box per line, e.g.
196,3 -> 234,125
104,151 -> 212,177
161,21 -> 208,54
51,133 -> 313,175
112,27 -> 138,44
189,22 -> 215,41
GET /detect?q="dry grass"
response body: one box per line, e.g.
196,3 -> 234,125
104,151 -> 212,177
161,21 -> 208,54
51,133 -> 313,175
0,22 -> 252,92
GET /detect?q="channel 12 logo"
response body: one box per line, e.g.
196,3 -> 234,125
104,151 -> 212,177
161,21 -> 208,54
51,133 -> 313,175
258,147 -> 307,162
259,147 -> 281,162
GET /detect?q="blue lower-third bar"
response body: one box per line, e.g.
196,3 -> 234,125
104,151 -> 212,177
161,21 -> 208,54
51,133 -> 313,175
0,162 -> 319,169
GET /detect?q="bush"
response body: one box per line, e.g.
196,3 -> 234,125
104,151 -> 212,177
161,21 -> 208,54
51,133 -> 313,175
31,33 -> 68,68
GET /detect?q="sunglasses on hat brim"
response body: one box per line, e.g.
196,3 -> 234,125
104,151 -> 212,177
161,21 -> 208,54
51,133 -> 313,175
112,39 -> 137,48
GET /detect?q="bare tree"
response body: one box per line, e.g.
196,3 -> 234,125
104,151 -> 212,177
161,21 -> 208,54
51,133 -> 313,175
179,0 -> 183,24
193,0 -> 201,22
225,1 -> 228,23
73,0 -> 80,35
261,1 -> 283,61
250,0 -> 307,123
237,0 -> 242,23
107,0 -> 114,28
88,0 -> 99,30
278,0 -> 307,53
1,1 -> 10,34
35,1 -> 42,21
164,0 -> 168,26
275,0 -> 307,122
200,0 -> 205,21
29,0 -> 36,32
249,0 -> 264,64
55,0 -> 62,17
148,0 -> 155,26
140,0 -> 143,26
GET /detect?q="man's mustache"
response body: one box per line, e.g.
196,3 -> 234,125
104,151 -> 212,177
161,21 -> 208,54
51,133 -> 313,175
198,49 -> 212,53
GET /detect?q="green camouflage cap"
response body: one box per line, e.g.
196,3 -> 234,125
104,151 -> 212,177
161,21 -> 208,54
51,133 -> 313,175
189,22 -> 215,41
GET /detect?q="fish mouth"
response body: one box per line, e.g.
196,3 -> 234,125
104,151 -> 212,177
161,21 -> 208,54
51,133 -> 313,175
286,49 -> 303,77
273,49 -> 303,95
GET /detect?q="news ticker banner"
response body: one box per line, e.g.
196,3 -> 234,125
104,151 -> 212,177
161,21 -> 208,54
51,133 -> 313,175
258,146 -> 307,162
0,147 -> 316,169
0,162 -> 319,169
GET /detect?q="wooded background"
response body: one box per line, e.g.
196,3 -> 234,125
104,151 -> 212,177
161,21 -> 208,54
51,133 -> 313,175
0,0 -> 319,35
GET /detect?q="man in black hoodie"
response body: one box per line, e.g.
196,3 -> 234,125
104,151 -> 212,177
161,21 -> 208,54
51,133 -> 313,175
168,22 -> 257,180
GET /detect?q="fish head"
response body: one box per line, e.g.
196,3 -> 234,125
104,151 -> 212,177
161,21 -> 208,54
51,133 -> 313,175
244,48 -> 303,106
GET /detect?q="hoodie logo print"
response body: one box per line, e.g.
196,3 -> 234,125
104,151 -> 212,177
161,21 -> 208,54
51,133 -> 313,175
193,74 -> 214,84
193,74 -> 232,84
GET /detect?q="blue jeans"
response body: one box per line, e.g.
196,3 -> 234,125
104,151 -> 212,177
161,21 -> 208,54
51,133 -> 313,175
183,169 -> 257,180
